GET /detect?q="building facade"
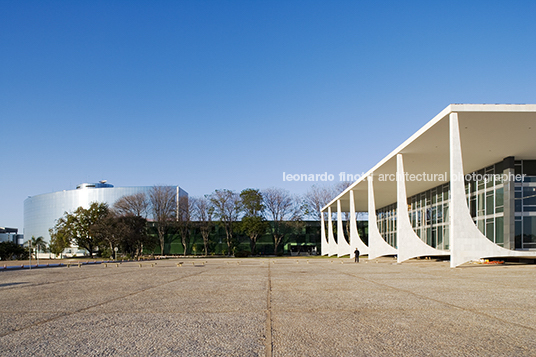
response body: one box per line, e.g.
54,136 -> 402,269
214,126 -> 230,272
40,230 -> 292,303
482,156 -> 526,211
0,227 -> 24,244
322,104 -> 536,267
24,182 -> 187,243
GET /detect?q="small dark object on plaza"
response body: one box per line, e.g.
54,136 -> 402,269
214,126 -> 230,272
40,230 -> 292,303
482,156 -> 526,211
354,248 -> 360,263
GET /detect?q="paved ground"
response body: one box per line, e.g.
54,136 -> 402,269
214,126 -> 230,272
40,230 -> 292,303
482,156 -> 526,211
0,257 -> 535,356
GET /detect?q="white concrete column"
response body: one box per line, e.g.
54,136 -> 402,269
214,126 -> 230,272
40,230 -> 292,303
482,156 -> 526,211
349,190 -> 369,255
396,153 -> 449,263
320,209 -> 328,256
368,176 -> 398,259
327,206 -> 337,256
337,199 -> 352,257
449,112 -> 536,267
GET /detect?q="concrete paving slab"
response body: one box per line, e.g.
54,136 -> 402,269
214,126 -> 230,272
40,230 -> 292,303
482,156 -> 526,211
0,257 -> 535,356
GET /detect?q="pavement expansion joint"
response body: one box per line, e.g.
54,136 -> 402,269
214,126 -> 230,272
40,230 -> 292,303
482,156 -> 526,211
332,267 -> 536,333
0,269 -> 208,338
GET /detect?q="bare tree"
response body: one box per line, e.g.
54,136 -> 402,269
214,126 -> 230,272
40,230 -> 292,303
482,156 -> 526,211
192,196 -> 213,256
263,187 -> 302,255
114,192 -> 149,218
209,189 -> 241,256
92,209 -> 123,255
177,195 -> 193,256
303,182 -> 353,240
302,184 -> 334,220
149,186 -> 177,255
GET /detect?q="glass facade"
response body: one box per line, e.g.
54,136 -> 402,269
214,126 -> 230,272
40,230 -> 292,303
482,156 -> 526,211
465,162 -> 505,246
515,160 -> 536,249
376,185 -> 450,250
376,204 -> 397,247
24,184 -> 187,243
376,159 -> 536,251
409,183 -> 450,250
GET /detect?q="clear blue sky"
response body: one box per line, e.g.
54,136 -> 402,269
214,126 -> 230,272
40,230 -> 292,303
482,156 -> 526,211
2,0 -> 536,232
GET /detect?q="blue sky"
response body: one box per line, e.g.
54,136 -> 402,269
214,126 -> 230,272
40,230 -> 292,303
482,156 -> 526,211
2,0 -> 536,231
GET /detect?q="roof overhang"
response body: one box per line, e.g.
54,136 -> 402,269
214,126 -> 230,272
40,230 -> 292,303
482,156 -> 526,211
324,104 -> 536,212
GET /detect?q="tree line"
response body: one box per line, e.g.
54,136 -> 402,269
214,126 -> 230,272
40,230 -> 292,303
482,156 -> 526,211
41,183 -> 349,259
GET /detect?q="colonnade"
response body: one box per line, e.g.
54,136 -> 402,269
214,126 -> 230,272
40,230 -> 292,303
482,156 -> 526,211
321,112 -> 536,267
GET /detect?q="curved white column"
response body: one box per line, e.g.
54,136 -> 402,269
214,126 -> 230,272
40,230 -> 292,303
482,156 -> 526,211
321,210 -> 329,256
368,176 -> 398,259
449,112 -> 536,267
396,154 -> 450,263
327,207 -> 337,257
349,190 -> 369,255
337,199 -> 352,257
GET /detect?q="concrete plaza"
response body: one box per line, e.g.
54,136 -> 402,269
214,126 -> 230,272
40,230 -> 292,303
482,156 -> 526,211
0,257 -> 535,356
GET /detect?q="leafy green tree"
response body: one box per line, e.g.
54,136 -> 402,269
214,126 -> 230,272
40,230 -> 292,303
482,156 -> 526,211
49,228 -> 70,258
0,241 -> 28,260
53,202 -> 109,257
240,189 -> 268,255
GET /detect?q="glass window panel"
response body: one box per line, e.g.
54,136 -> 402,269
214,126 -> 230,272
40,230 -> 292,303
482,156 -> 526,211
515,221 -> 522,249
470,197 -> 477,218
523,187 -> 536,206
477,219 -> 485,236
495,188 -> 503,208
486,218 -> 494,242
486,192 -> 494,216
495,216 -> 504,245
523,217 -> 536,245
478,179 -> 485,191
486,176 -> 494,189
478,193 -> 485,214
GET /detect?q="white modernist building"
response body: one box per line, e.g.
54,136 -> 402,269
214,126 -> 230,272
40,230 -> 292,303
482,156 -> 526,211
24,182 -> 187,245
322,104 -> 536,267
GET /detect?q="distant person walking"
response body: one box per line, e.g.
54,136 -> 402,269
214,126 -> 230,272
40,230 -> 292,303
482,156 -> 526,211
354,248 -> 360,263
